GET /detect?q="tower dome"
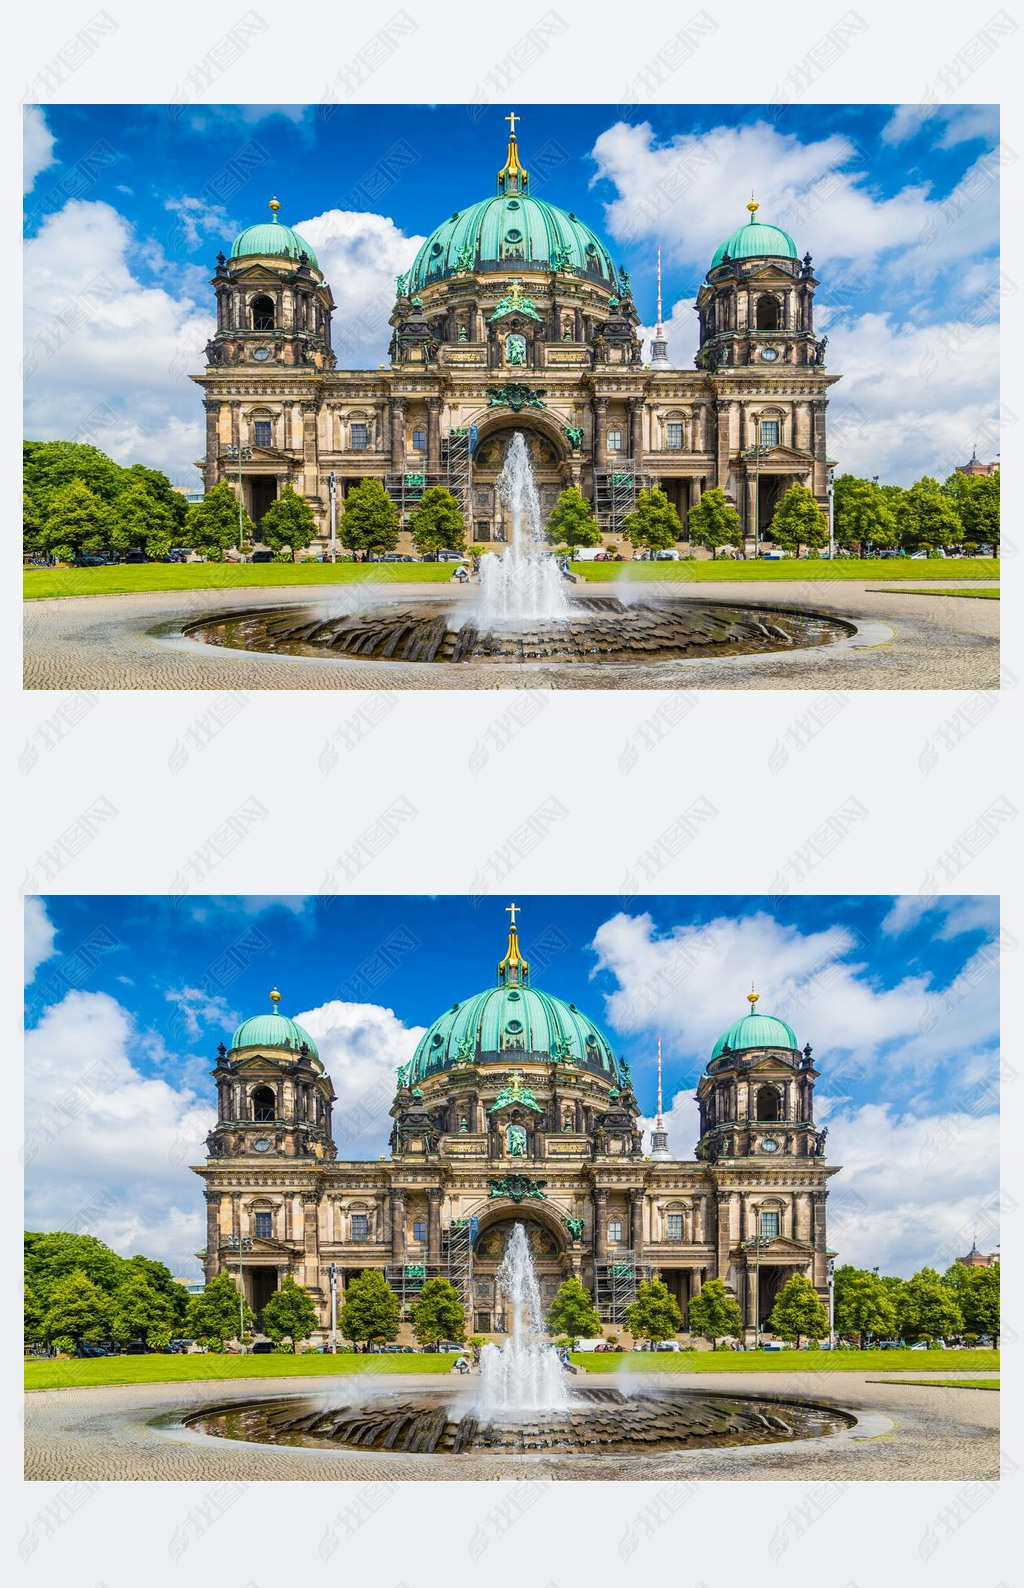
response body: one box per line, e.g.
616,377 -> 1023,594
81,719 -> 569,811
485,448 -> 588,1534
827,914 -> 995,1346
710,199 -> 797,268
230,197 -> 319,268
230,987 -> 320,1058
710,990 -> 798,1059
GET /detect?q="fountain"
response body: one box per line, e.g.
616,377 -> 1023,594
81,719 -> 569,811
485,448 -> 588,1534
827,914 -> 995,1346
477,1221 -> 568,1415
478,433 -> 568,625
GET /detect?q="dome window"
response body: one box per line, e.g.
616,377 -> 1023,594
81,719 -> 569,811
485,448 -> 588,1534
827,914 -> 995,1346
507,991 -> 520,1001
585,243 -> 597,256
431,241 -> 443,256
251,1086 -> 275,1123
250,296 -> 275,331
505,228 -> 523,243
431,1032 -> 444,1047
506,199 -> 520,210
505,1019 -> 523,1035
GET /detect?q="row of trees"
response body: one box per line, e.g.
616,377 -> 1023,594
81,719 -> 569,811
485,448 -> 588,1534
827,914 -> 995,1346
834,1261 -> 999,1346
25,1232 -> 191,1352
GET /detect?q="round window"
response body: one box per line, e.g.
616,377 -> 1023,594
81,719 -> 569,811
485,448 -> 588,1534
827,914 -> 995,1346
506,199 -> 520,210
585,242 -> 598,256
507,990 -> 520,1001
431,241 -> 443,256
505,228 -> 523,243
431,1032 -> 443,1046
506,1019 -> 523,1034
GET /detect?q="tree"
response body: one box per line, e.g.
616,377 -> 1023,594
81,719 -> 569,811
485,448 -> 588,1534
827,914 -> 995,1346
767,1274 -> 830,1348
686,1278 -> 743,1345
767,482 -> 828,555
897,1267 -> 963,1343
686,487 -> 743,559
896,476 -> 961,553
338,479 -> 400,557
121,1255 -> 190,1331
24,1283 -> 45,1344
39,479 -> 116,558
259,485 -> 319,557
546,1277 -> 603,1341
24,1231 -> 126,1308
622,486 -> 681,553
408,485 -> 466,555
944,1261 -> 999,1342
110,480 -> 177,560
261,1276 -> 321,1351
187,480 -> 255,555
185,1271 -> 254,1349
833,475 -> 897,555
623,1275 -> 683,1342
23,441 -> 127,514
123,463 -> 189,533
42,1269 -> 110,1347
833,1266 -> 898,1347
108,1271 -> 178,1346
23,491 -> 45,557
338,1269 -> 400,1345
409,1277 -> 466,1346
943,469 -> 999,551
545,487 -> 601,548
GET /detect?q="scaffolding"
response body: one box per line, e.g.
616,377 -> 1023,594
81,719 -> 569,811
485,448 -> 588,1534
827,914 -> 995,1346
385,1218 -> 474,1319
593,460 -> 651,538
594,1251 -> 652,1323
384,1262 -> 429,1315
383,426 -> 475,529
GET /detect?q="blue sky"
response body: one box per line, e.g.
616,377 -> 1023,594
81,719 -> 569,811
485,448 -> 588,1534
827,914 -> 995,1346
24,102 -> 1000,487
25,894 -> 1000,1280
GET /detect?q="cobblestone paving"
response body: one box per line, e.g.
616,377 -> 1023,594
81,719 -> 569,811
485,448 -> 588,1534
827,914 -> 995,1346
25,1370 -> 998,1481
24,581 -> 998,691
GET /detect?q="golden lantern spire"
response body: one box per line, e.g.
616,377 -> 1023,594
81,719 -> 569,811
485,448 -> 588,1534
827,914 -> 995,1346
269,986 -> 282,1009
747,985 -> 759,1008
268,195 -> 281,222
747,193 -> 759,221
498,902 -> 530,986
498,111 -> 529,195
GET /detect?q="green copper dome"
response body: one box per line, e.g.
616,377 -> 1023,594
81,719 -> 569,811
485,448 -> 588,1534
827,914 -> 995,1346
711,202 -> 797,269
406,121 -> 616,292
230,199 -> 318,267
408,906 -> 623,1084
230,989 -> 319,1058
711,993 -> 797,1059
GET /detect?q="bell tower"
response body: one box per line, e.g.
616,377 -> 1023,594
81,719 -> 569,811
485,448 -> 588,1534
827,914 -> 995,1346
206,989 -> 337,1163
205,198 -> 336,372
695,200 -> 825,371
695,991 -> 825,1162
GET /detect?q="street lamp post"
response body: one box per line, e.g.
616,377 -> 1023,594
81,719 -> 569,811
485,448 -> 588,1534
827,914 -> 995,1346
328,472 -> 337,564
828,1257 -> 836,1349
827,464 -> 835,561
742,1203 -> 770,1348
224,1232 -> 253,1344
223,443 -> 253,554
329,1262 -> 338,1354
741,416 -> 771,559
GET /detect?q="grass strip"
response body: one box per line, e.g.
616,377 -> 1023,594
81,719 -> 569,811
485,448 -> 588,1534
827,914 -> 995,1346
25,1352 -> 460,1390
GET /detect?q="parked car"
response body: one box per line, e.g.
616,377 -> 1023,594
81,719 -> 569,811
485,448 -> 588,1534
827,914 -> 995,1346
251,1339 -> 275,1354
74,1341 -> 117,1357
250,549 -> 274,563
163,548 -> 190,563
653,549 -> 680,561
122,549 -> 149,564
122,1341 -> 151,1354
73,551 -> 118,567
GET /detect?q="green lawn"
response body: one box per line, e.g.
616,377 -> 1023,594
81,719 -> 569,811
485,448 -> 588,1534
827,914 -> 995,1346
23,562 -> 456,599
25,1352 -> 460,1390
575,558 -> 998,583
866,1378 -> 999,1390
869,587 -> 999,599
571,1348 -> 999,1374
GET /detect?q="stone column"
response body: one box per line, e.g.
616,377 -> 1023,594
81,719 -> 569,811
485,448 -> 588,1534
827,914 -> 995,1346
203,400 -> 222,493
594,1187 -> 609,1261
745,475 -> 757,539
811,1190 -> 829,1288
427,1188 -> 443,1265
301,1192 -> 320,1290
389,398 -> 406,472
629,1190 -> 644,1257
301,402 -> 319,499
592,396 -> 608,468
425,396 -> 442,475
204,1191 -> 222,1282
716,1192 -> 734,1279
628,397 -> 644,460
377,399 -> 388,454
390,1190 -> 407,1264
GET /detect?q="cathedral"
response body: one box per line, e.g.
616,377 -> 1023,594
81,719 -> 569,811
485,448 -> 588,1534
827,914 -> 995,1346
192,115 -> 838,553
194,907 -> 839,1343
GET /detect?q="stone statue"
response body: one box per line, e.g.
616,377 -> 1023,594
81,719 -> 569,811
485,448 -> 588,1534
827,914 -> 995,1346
552,243 -> 573,272
564,426 -> 584,452
395,1062 -> 411,1089
506,1124 -> 527,1157
566,1217 -> 584,1242
395,272 -> 409,297
455,241 -> 475,272
506,332 -> 527,366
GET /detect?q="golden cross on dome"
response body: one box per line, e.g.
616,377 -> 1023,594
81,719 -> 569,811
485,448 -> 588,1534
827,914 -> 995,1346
506,110 -> 519,136
508,1070 -> 525,1096
506,902 -> 520,928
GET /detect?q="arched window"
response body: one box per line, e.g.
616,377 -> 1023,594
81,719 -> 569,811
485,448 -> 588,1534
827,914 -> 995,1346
251,295 -> 275,331
755,296 -> 780,330
251,1086 -> 275,1122
755,1087 -> 781,1121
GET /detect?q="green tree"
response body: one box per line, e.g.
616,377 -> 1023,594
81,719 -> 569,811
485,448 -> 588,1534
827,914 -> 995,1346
896,476 -> 961,552
546,1277 -> 603,1340
42,1268 -> 111,1347
123,463 -> 189,533
24,1231 -> 126,1308
767,482 -> 829,555
685,1278 -> 743,1345
185,1271 -> 254,1349
259,485 -> 319,557
408,485 -> 466,555
409,1277 -> 466,1346
545,487 -> 601,548
687,486 -> 743,559
110,479 -> 177,560
767,1273 -> 830,1347
23,441 -> 126,514
833,1265 -> 898,1346
622,1274 -> 683,1342
943,470 -> 999,551
39,479 -> 116,558
187,480 -> 255,555
23,491 -> 45,557
897,1267 -> 963,1343
944,1261 -> 999,1341
622,485 -> 681,553
24,1283 -> 45,1344
338,478 -> 400,557
121,1255 -> 190,1331
108,1271 -> 178,1346
833,475 -> 898,554
338,1269 -> 401,1345
261,1276 -> 321,1351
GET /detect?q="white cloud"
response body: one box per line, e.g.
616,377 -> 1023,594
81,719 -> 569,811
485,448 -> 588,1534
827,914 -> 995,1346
165,985 -> 239,1043
295,999 -> 426,1161
882,104 -> 1000,149
24,992 -> 214,1276
24,106 -> 57,194
23,199 -> 214,484
294,209 -> 424,367
164,194 -> 232,252
25,898 -> 58,984
882,896 -> 998,938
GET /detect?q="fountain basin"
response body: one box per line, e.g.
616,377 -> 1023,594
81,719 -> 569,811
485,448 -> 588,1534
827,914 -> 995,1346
181,595 -> 854,666
184,1384 -> 855,1457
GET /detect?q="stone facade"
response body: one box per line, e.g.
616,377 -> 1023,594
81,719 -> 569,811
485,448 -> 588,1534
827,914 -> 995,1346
191,129 -> 839,556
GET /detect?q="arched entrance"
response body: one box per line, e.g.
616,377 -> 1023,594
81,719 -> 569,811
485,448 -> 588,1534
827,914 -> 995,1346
470,418 -> 568,546
471,1207 -> 568,1335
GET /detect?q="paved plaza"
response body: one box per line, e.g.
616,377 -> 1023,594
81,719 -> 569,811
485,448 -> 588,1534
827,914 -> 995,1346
24,580 -> 997,691
24,1370 -> 998,1482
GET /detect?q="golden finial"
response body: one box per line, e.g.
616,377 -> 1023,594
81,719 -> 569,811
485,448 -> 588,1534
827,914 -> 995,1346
269,986 -> 282,1008
747,986 -> 759,1007
747,194 -> 759,218
268,196 -> 281,219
